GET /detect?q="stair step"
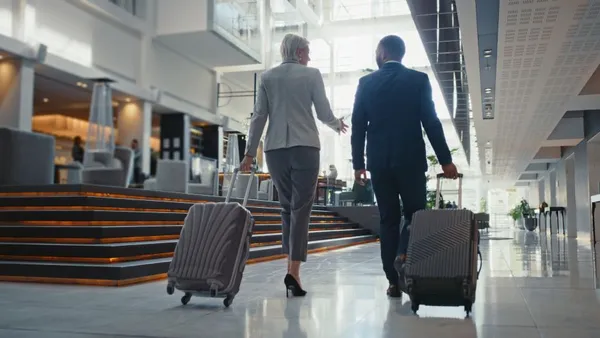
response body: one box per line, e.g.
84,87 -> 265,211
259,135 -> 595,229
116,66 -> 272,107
0,210 -> 345,225
0,235 -> 376,283
0,184 -> 331,211
0,222 -> 359,243
0,229 -> 370,263
0,196 -> 336,216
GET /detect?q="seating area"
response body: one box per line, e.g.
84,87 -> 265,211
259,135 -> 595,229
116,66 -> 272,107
0,184 -> 376,286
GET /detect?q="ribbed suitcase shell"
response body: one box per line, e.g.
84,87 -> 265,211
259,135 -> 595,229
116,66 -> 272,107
404,209 -> 478,307
167,202 -> 253,296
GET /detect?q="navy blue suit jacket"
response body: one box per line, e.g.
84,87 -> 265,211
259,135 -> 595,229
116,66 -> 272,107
351,62 -> 452,172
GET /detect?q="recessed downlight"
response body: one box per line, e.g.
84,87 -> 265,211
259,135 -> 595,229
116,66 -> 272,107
43,98 -> 49,103
484,88 -> 492,94
483,49 -> 493,57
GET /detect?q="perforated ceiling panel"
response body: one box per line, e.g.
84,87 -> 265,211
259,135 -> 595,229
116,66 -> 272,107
492,0 -> 600,181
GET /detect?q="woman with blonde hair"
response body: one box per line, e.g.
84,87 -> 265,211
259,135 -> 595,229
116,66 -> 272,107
241,33 -> 347,297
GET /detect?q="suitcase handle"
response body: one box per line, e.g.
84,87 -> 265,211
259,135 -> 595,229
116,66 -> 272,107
434,173 -> 463,209
225,167 -> 256,207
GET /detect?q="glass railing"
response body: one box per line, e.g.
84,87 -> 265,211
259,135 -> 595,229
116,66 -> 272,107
302,0 -> 323,19
213,0 -> 263,56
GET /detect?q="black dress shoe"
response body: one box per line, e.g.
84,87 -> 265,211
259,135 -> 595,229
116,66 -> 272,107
386,284 -> 402,298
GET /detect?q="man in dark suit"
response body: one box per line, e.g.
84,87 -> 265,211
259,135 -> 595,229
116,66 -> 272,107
351,35 -> 458,297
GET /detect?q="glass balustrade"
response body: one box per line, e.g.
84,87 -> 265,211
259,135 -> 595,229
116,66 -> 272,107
213,0 -> 262,55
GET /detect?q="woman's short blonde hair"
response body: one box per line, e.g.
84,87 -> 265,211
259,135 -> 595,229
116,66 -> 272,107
280,33 -> 309,62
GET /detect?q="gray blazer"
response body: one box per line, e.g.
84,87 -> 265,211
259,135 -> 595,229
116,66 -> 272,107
244,61 -> 342,157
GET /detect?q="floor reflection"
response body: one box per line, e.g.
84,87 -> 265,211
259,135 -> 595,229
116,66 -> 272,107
0,227 -> 599,337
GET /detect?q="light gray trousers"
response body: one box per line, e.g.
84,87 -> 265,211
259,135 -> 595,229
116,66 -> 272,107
265,146 -> 320,262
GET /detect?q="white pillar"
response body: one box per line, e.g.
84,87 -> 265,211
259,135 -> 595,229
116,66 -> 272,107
0,58 -> 34,131
549,170 -> 558,232
565,155 -> 577,237
117,101 -> 152,175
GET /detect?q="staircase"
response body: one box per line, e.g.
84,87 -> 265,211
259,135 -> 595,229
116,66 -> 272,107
0,184 -> 376,286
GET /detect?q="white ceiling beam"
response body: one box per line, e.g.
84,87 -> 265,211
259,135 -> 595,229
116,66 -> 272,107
565,94 -> 600,111
308,14 -> 415,40
215,64 -> 267,73
532,147 -> 561,163
454,0 -> 487,176
290,0 -> 321,26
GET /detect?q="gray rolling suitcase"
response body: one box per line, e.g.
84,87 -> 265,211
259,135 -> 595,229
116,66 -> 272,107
166,168 -> 255,307
404,173 -> 481,316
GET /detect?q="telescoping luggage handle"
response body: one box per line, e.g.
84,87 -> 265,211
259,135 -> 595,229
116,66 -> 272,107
434,173 -> 464,210
225,167 -> 256,207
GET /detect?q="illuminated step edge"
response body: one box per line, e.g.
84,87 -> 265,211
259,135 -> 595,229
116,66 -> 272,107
0,235 -> 376,286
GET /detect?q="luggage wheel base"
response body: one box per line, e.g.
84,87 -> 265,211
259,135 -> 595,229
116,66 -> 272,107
179,292 -> 235,308
181,293 -> 192,305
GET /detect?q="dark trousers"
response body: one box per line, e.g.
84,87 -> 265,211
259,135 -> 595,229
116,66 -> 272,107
133,167 -> 142,184
370,167 -> 427,285
266,147 -> 320,262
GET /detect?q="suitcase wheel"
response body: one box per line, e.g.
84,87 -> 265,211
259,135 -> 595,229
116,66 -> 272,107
223,294 -> 234,308
411,302 -> 419,315
166,284 -> 174,295
181,293 -> 192,305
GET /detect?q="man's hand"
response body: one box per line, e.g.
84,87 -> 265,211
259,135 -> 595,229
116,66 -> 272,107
240,155 -> 254,172
441,163 -> 458,179
340,119 -> 349,134
354,169 -> 367,186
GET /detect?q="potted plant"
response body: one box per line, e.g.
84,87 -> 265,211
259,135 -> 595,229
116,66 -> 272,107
508,199 -> 537,231
425,148 -> 459,210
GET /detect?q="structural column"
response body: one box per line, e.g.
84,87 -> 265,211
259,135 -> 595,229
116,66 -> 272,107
565,155 -> 578,237
0,58 -> 35,131
117,101 -> 152,175
549,170 -> 558,233
159,113 -> 191,165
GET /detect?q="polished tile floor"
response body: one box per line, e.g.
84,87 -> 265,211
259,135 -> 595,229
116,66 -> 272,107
1,228 -> 599,338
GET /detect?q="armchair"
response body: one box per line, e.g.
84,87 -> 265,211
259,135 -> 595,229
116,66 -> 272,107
143,159 -> 188,193
257,179 -> 273,201
0,127 -> 55,185
82,146 -> 133,187
188,156 -> 218,196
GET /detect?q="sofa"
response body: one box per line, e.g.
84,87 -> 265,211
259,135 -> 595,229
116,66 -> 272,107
0,127 -> 55,185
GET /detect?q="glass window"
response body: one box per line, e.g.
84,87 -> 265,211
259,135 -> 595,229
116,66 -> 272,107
309,39 -> 331,73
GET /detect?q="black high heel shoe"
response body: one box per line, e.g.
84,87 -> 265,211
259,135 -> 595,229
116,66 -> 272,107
284,274 -> 307,297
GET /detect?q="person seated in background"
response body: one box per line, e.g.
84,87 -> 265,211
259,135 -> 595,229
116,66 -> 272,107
72,136 -> 84,163
327,164 -> 338,180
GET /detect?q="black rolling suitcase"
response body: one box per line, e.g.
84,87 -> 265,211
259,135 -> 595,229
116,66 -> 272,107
403,173 -> 482,316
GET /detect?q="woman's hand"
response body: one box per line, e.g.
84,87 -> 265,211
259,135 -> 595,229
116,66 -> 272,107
339,119 -> 348,134
240,155 -> 254,172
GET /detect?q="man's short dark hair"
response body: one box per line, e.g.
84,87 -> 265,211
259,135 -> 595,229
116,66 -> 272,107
379,35 -> 406,60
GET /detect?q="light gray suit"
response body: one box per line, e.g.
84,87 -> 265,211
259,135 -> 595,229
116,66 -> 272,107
245,61 -> 342,262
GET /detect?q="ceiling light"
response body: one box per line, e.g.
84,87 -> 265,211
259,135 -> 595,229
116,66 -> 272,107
125,97 -> 131,102
484,88 -> 492,94
43,98 -> 49,103
483,49 -> 492,57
